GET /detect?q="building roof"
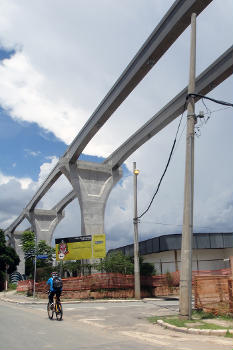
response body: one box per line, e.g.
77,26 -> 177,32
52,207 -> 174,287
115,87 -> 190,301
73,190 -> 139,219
108,232 -> 233,257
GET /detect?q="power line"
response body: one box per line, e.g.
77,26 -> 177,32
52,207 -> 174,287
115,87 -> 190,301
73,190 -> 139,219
139,221 -> 212,230
135,101 -> 187,221
187,93 -> 233,107
134,93 -> 233,222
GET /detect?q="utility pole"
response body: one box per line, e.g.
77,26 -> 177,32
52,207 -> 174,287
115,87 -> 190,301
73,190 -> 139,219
179,13 -> 196,319
33,236 -> 37,299
133,162 -> 141,299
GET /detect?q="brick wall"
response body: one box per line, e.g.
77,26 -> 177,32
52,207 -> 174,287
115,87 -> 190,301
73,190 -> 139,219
16,267 -> 232,300
17,280 -> 33,292
194,275 -> 232,315
35,273 -> 151,299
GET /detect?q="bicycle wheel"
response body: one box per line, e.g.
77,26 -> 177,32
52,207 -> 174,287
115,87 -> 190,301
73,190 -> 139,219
47,302 -> 54,320
55,301 -> 63,321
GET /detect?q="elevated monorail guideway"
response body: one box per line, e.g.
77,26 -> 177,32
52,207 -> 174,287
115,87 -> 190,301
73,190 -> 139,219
5,0 -> 214,238
22,0 -> 212,212
105,46 -> 233,169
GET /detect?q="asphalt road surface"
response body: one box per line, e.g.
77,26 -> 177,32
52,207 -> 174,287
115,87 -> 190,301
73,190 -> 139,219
0,299 -> 232,350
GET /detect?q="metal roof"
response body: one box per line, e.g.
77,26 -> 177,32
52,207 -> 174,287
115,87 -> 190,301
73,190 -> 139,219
108,232 -> 233,257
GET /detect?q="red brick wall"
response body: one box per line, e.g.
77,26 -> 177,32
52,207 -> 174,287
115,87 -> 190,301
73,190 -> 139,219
17,280 -> 33,292
228,279 -> 233,313
194,275 -> 232,315
16,268 -> 232,300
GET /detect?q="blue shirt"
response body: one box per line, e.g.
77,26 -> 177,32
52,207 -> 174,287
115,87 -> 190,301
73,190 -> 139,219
46,277 -> 54,292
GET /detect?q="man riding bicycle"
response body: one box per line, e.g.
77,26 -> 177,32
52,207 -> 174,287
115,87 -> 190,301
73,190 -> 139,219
47,272 -> 63,306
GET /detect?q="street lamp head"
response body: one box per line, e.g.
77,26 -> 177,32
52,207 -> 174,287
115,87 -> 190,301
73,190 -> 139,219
134,169 -> 140,175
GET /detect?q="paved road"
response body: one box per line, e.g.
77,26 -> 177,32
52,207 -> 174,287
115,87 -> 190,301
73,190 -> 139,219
0,299 -> 232,350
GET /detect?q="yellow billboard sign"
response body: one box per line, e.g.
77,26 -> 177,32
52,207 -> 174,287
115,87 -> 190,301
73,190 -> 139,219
55,234 -> 106,261
93,234 -> 106,259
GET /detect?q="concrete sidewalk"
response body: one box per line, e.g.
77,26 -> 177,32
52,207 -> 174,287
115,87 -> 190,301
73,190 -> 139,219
0,290 -> 169,304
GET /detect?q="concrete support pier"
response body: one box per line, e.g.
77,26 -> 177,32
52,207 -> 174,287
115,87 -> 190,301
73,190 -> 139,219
10,232 -> 25,275
60,159 -> 122,236
25,209 -> 64,245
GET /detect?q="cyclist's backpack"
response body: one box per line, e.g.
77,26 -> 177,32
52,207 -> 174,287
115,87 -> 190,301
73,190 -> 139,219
53,276 -> 63,291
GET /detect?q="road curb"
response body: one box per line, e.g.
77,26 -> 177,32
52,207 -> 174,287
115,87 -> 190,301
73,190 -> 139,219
156,319 -> 233,337
0,295 -> 154,305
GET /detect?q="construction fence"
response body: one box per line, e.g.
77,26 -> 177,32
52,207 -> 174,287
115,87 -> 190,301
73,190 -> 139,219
17,267 -> 233,314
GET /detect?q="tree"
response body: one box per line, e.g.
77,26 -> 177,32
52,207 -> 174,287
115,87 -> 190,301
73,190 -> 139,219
95,251 -> 156,276
96,251 -> 134,274
0,229 -> 20,291
21,230 -> 55,278
139,257 -> 155,276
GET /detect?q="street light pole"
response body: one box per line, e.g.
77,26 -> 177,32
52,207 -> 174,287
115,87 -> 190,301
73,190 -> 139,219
33,232 -> 37,299
5,264 -> 9,292
133,162 -> 141,299
179,13 -> 197,319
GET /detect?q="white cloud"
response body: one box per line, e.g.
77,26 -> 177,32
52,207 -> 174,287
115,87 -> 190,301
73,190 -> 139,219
0,52 -> 88,145
0,171 -> 32,189
24,149 -> 41,157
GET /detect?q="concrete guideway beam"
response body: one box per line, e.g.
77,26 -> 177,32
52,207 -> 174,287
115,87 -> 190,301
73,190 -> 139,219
26,164 -> 62,212
105,46 -> 233,169
5,0 -> 212,225
53,190 -> 76,214
60,159 -> 122,236
6,212 -> 27,235
65,0 -> 213,163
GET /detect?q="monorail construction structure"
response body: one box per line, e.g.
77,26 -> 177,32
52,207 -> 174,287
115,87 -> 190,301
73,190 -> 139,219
4,0 -> 233,272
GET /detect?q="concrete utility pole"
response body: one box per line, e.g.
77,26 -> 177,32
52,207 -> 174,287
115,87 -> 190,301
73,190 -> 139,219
133,162 -> 141,299
179,13 -> 197,319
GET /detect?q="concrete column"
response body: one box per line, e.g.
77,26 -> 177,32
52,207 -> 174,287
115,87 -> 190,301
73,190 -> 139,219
10,232 -> 25,276
25,209 -> 64,245
179,13 -> 196,319
60,159 -> 122,236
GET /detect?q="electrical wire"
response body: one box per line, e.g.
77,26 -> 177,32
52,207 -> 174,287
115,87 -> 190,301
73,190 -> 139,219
202,106 -> 231,115
135,101 -> 187,222
134,92 -> 232,222
194,97 -> 232,137
187,93 -> 233,107
139,221 -> 212,230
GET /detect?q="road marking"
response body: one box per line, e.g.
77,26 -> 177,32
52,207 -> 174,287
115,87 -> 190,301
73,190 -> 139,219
79,318 -> 108,328
120,331 -> 170,346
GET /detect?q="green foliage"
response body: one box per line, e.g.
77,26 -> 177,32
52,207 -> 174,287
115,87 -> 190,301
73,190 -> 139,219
225,330 -> 233,338
139,257 -> 155,276
21,230 -> 55,278
95,252 -> 156,276
63,260 -> 82,276
148,311 -> 233,333
0,229 -> 20,291
96,252 -> 134,274
7,282 -> 17,290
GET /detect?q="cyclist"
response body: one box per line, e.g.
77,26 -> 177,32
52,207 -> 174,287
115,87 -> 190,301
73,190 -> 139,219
46,272 -> 63,307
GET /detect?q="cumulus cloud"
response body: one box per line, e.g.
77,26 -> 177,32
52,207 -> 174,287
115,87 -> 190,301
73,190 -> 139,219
0,52 -> 88,145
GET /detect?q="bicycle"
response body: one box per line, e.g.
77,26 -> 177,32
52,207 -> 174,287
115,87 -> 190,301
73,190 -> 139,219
47,293 -> 63,321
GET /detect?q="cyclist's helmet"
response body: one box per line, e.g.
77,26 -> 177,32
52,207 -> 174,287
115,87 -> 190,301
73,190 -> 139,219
51,272 -> 58,277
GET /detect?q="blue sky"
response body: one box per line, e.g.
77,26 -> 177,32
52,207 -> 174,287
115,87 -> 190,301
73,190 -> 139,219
0,0 -> 232,250
0,106 -> 67,180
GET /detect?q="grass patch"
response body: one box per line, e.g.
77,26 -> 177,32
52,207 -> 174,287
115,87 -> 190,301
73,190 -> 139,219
225,330 -> 233,338
192,309 -> 215,319
148,316 -> 161,324
196,323 -> 229,330
148,309 -> 233,332
7,283 -> 17,290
